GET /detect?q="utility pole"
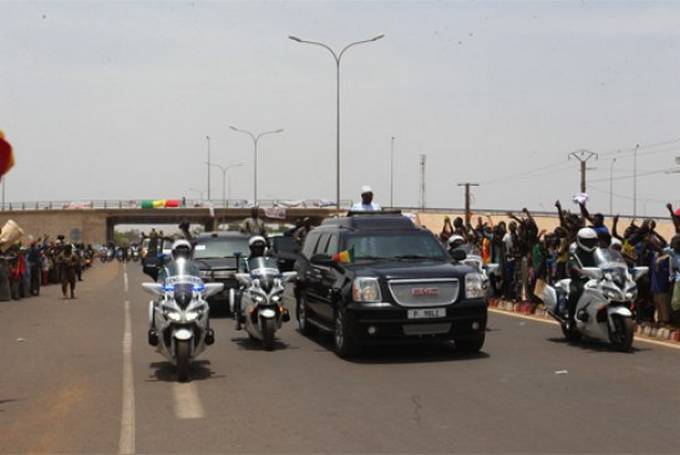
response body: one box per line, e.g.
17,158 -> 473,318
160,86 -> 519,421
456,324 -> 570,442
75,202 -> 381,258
418,154 -> 426,209
633,143 -> 640,218
457,183 -> 480,226
568,149 -> 598,193
609,157 -> 616,215
206,136 -> 211,202
390,136 -> 395,208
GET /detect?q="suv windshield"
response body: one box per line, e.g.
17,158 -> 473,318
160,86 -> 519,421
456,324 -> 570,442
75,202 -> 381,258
194,237 -> 249,259
344,231 -> 448,261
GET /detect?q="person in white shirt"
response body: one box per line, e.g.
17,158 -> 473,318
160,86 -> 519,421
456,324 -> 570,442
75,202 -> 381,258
351,186 -> 382,212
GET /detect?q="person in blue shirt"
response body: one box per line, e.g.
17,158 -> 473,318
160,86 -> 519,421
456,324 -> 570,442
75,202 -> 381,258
663,234 -> 680,313
351,186 -> 382,212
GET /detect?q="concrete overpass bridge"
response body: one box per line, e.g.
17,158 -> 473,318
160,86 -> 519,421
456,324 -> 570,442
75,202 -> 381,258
0,206 -> 338,244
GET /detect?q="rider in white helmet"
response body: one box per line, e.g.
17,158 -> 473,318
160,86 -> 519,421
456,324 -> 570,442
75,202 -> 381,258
566,227 -> 599,327
158,239 -> 198,282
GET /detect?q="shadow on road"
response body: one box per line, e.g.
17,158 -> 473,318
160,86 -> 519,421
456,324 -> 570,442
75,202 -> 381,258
301,330 -> 490,364
546,336 -> 650,354
230,335 -> 295,352
0,398 -> 19,412
147,360 -> 222,382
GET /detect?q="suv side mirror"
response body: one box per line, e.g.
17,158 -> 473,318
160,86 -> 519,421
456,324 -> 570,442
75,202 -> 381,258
310,253 -> 332,267
450,248 -> 466,262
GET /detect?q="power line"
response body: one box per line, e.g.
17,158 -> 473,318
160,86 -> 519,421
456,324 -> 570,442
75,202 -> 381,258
589,167 -> 674,184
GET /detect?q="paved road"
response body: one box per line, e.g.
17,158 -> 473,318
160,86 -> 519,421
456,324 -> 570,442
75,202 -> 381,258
1,262 -> 679,454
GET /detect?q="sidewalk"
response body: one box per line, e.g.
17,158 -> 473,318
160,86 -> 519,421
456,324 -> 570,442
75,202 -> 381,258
488,298 -> 680,344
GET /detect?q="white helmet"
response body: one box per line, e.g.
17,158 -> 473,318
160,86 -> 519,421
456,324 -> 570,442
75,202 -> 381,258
249,236 -> 266,247
447,235 -> 465,249
576,227 -> 598,252
171,239 -> 193,260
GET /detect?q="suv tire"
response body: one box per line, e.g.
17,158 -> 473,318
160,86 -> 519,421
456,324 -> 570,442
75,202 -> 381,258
297,295 -> 318,337
333,307 -> 358,359
455,334 -> 485,353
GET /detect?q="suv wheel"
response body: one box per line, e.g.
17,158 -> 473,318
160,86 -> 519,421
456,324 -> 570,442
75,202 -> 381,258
297,296 -> 317,336
333,308 -> 358,359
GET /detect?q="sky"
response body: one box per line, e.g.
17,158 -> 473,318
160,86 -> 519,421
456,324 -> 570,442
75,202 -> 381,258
2,0 -> 680,217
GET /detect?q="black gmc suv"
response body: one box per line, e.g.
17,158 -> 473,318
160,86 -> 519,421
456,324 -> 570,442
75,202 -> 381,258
294,212 -> 487,358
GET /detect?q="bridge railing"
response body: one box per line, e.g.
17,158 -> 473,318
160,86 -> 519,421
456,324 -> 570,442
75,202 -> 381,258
0,199 -> 355,211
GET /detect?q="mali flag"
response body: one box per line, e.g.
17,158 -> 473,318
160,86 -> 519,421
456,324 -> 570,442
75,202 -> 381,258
333,247 -> 355,264
0,130 -> 15,177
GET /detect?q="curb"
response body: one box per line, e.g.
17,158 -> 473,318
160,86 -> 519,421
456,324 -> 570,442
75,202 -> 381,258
487,298 -> 680,346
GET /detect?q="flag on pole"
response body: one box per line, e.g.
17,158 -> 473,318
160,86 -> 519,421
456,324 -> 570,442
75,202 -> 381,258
0,130 -> 15,177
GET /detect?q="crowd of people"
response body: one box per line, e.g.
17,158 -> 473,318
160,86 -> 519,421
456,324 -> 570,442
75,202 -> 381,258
439,201 -> 680,328
0,237 -> 95,301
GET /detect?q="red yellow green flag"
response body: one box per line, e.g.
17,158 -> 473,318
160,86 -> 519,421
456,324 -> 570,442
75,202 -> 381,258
333,246 -> 355,264
0,130 -> 15,177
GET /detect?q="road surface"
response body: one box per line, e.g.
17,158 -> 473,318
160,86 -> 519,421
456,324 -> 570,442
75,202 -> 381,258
1,262 -> 679,454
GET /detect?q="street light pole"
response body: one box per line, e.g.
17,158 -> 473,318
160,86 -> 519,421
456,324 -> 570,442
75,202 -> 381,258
633,143 -> 640,218
390,136 -> 395,208
609,157 -> 616,215
289,33 -> 385,210
206,136 -> 211,202
229,126 -> 283,206
208,162 -> 245,208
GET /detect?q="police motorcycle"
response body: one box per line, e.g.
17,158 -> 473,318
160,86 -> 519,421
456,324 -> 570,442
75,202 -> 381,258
141,240 -> 223,381
543,247 -> 647,352
230,237 -> 297,351
447,236 -> 499,296
130,245 -> 140,262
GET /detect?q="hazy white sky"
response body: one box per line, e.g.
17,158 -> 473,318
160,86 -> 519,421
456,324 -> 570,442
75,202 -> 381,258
2,1 -> 680,217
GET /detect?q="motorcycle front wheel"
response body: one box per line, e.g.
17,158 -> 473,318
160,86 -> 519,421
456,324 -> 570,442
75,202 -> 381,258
176,340 -> 191,382
262,319 -> 275,351
561,322 -> 582,343
609,316 -> 634,352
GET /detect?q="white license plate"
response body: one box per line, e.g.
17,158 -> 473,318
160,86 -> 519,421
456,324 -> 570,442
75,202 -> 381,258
407,308 -> 446,319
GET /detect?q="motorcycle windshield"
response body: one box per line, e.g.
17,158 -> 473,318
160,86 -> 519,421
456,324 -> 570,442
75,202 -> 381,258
594,248 -> 626,269
163,258 -> 203,285
247,257 -> 281,292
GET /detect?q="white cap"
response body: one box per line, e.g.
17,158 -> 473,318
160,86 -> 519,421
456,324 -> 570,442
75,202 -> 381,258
361,185 -> 373,195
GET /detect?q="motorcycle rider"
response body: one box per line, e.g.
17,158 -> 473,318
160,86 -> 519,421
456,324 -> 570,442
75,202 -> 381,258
157,239 -> 199,282
447,235 -> 465,254
566,227 -> 599,329
234,236 -> 268,330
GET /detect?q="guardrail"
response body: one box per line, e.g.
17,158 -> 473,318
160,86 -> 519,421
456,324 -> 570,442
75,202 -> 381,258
0,199 -> 354,211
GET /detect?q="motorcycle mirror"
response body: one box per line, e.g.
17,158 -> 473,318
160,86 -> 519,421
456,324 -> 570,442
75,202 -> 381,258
235,273 -> 252,287
486,263 -> 500,275
582,267 -> 603,280
204,282 -> 224,298
142,282 -> 164,297
282,271 -> 298,283
632,266 -> 649,281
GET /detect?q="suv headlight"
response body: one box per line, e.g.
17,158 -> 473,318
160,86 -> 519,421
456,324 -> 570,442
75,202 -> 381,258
465,273 -> 485,299
352,277 -> 382,303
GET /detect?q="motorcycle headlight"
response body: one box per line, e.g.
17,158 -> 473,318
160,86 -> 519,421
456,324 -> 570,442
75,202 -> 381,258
465,273 -> 485,299
271,294 -> 282,303
252,293 -> 266,304
185,310 -> 202,322
352,277 -> 382,303
163,309 -> 182,322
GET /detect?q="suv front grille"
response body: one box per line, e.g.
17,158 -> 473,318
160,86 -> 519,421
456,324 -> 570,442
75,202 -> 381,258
388,279 -> 459,307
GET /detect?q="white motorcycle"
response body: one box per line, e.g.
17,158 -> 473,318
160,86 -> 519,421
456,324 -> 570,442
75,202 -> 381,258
231,257 -> 297,351
142,258 -> 223,381
543,248 -> 647,352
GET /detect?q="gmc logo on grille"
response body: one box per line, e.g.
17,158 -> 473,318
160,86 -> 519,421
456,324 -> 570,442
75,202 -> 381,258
411,287 -> 439,297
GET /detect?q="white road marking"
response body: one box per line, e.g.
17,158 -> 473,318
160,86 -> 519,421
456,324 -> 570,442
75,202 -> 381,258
173,382 -> 205,419
123,263 -> 129,293
489,308 -> 680,351
119,267 -> 135,454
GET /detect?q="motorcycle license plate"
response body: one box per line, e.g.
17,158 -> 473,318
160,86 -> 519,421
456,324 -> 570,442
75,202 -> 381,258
407,308 -> 446,319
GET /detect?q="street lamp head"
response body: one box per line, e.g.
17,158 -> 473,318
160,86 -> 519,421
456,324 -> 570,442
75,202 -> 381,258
274,129 -> 284,134
371,33 -> 386,41
289,35 -> 302,42
228,125 -> 239,132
